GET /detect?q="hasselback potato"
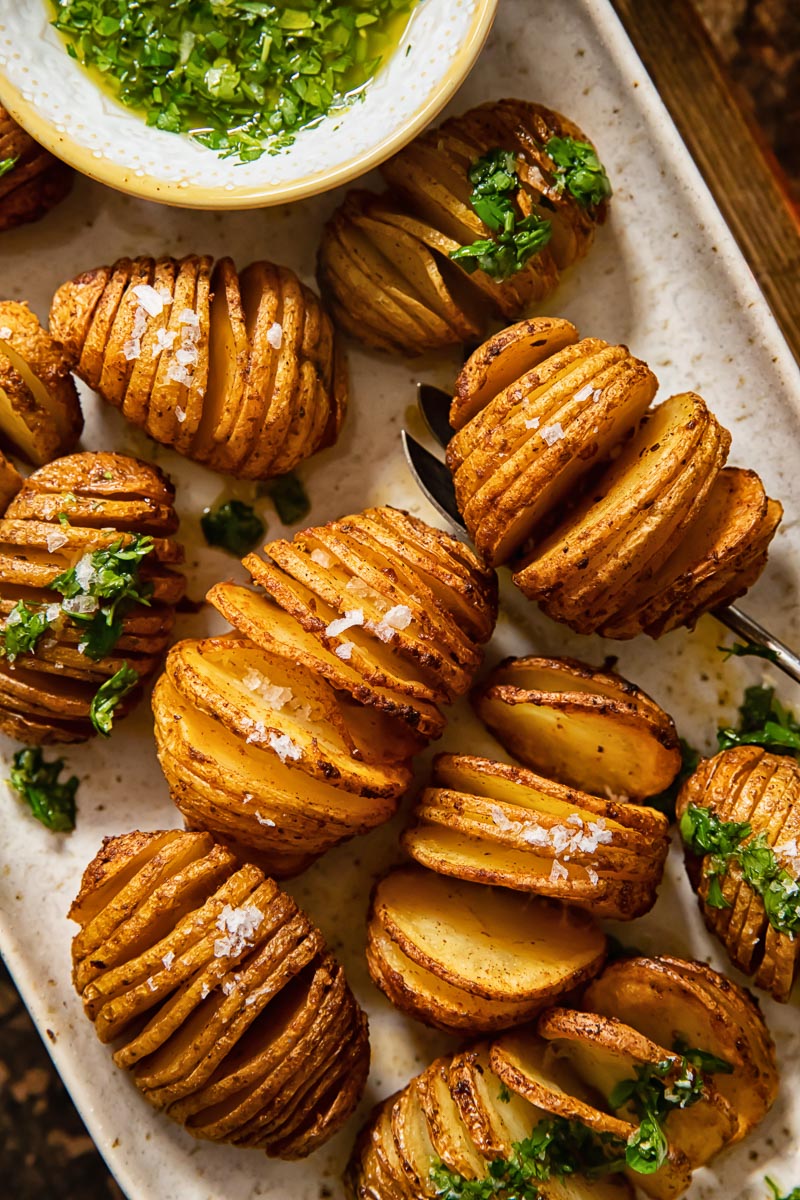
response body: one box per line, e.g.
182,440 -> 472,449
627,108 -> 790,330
0,300 -> 83,464
49,255 -> 347,479
402,754 -> 670,920
0,103 -> 73,232
348,955 -> 776,1200
0,451 -> 184,742
446,316 -> 782,637
70,829 -> 369,1159
152,506 -> 497,876
318,99 -> 610,356
677,745 -> 800,1001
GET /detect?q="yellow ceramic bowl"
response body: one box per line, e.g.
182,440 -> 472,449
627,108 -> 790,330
0,1 -> 497,209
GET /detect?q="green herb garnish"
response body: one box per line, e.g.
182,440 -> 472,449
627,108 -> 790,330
545,136 -> 612,207
430,1117 -> 625,1199
51,0 -> 416,164
680,803 -> 800,933
766,1178 -> 800,1200
0,157 -> 18,179
89,663 -> 139,737
264,471 -> 311,525
717,684 -> 800,758
497,1083 -> 511,1103
52,534 -> 155,661
610,1057 -> 706,1175
648,737 -> 701,822
201,499 -> 265,557
8,747 -> 78,832
718,640 -> 779,663
0,602 -> 56,663
450,149 -> 552,282
672,1039 -> 732,1077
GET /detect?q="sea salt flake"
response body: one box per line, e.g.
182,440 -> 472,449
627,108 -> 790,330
604,785 -> 629,804
148,977 -> 157,992
520,824 -> 551,848
245,719 -> 267,744
549,859 -> 569,882
489,805 -> 520,834
161,950 -> 175,969
200,982 -> 210,999
179,307 -> 200,328
524,416 -> 541,429
266,321 -> 283,349
44,604 -> 62,623
574,383 -> 594,403
131,306 -> 148,340
214,903 -> 264,958
335,641 -> 354,660
310,548 -> 333,568
62,594 -> 99,615
175,405 -> 187,423
261,683 -> 294,709
255,812 -> 276,827
132,283 -> 165,317
0,326 -> 11,340
166,361 -> 192,386
541,422 -> 565,446
268,731 -> 301,763
46,529 -> 69,552
586,867 -> 600,886
222,979 -> 235,995
152,328 -> 178,356
156,286 -> 173,306
326,609 -> 364,638
176,345 -> 198,367
375,605 -> 412,638
592,389 -> 603,402
122,337 -> 141,361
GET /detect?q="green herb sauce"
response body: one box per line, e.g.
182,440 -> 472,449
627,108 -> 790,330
51,0 -> 417,163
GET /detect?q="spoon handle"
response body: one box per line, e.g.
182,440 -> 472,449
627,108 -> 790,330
715,604 -> 800,686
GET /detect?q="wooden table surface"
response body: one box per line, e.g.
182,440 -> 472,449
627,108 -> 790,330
2,2 -> 799,1197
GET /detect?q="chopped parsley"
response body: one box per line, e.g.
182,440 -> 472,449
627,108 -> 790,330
89,663 -> 139,737
545,136 -> 612,208
263,471 -> 310,525
52,534 -> 155,661
51,0 -> 417,164
718,639 -> 779,664
648,737 -> 701,822
8,747 -> 78,832
450,149 -> 552,282
672,1039 -> 732,1077
201,499 -> 265,557
429,1117 -> 626,1199
609,1056 -> 706,1175
497,1083 -> 511,1103
0,602 -> 55,663
767,1179 -> 800,1200
680,803 -> 800,935
0,156 -> 18,179
717,684 -> 800,758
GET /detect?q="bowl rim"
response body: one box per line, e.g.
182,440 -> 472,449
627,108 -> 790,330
0,0 -> 498,210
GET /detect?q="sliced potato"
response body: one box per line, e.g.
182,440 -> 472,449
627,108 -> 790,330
70,829 -> 369,1159
0,104 -> 73,232
473,655 -> 680,800
49,254 -> 345,480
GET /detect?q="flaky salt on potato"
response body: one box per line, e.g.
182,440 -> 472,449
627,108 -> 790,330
366,865 -> 606,1034
152,506 -> 497,876
447,316 -> 782,637
473,655 -> 681,801
403,754 -> 670,920
584,954 -> 778,1139
0,451 -> 184,742
677,745 -> 800,1002
0,300 -> 83,464
70,829 -> 369,1160
319,100 -> 610,356
49,255 -> 346,479
0,104 -> 73,233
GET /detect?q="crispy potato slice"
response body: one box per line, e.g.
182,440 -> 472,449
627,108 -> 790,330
371,866 -> 605,1013
191,256 -> 249,464
0,301 -> 82,463
583,954 -> 778,1138
0,104 -> 73,232
70,829 -> 368,1159
473,655 -> 680,800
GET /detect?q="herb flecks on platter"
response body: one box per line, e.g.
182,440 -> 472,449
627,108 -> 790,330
680,803 -> 800,935
450,149 -> 553,282
8,746 -> 78,832
202,499 -> 265,556
717,684 -> 800,758
51,0 -> 417,164
0,534 -> 154,663
90,662 -> 139,737
263,471 -> 310,525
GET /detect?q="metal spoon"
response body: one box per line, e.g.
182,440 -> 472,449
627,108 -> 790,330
404,383 -> 800,686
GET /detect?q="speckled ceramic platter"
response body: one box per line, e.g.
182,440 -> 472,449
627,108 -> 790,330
0,2 -> 799,1199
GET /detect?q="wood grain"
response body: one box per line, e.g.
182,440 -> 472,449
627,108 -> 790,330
611,0 -> 800,364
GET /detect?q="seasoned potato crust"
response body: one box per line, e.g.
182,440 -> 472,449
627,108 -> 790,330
0,104 -> 73,232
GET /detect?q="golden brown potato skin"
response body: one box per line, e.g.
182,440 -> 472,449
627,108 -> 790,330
70,829 -> 369,1160
318,99 -> 609,356
677,746 -> 800,1002
348,955 -> 775,1200
0,300 -> 83,463
152,506 -> 497,877
0,451 -> 184,743
447,316 -> 782,638
0,104 -> 73,232
49,255 -> 346,479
